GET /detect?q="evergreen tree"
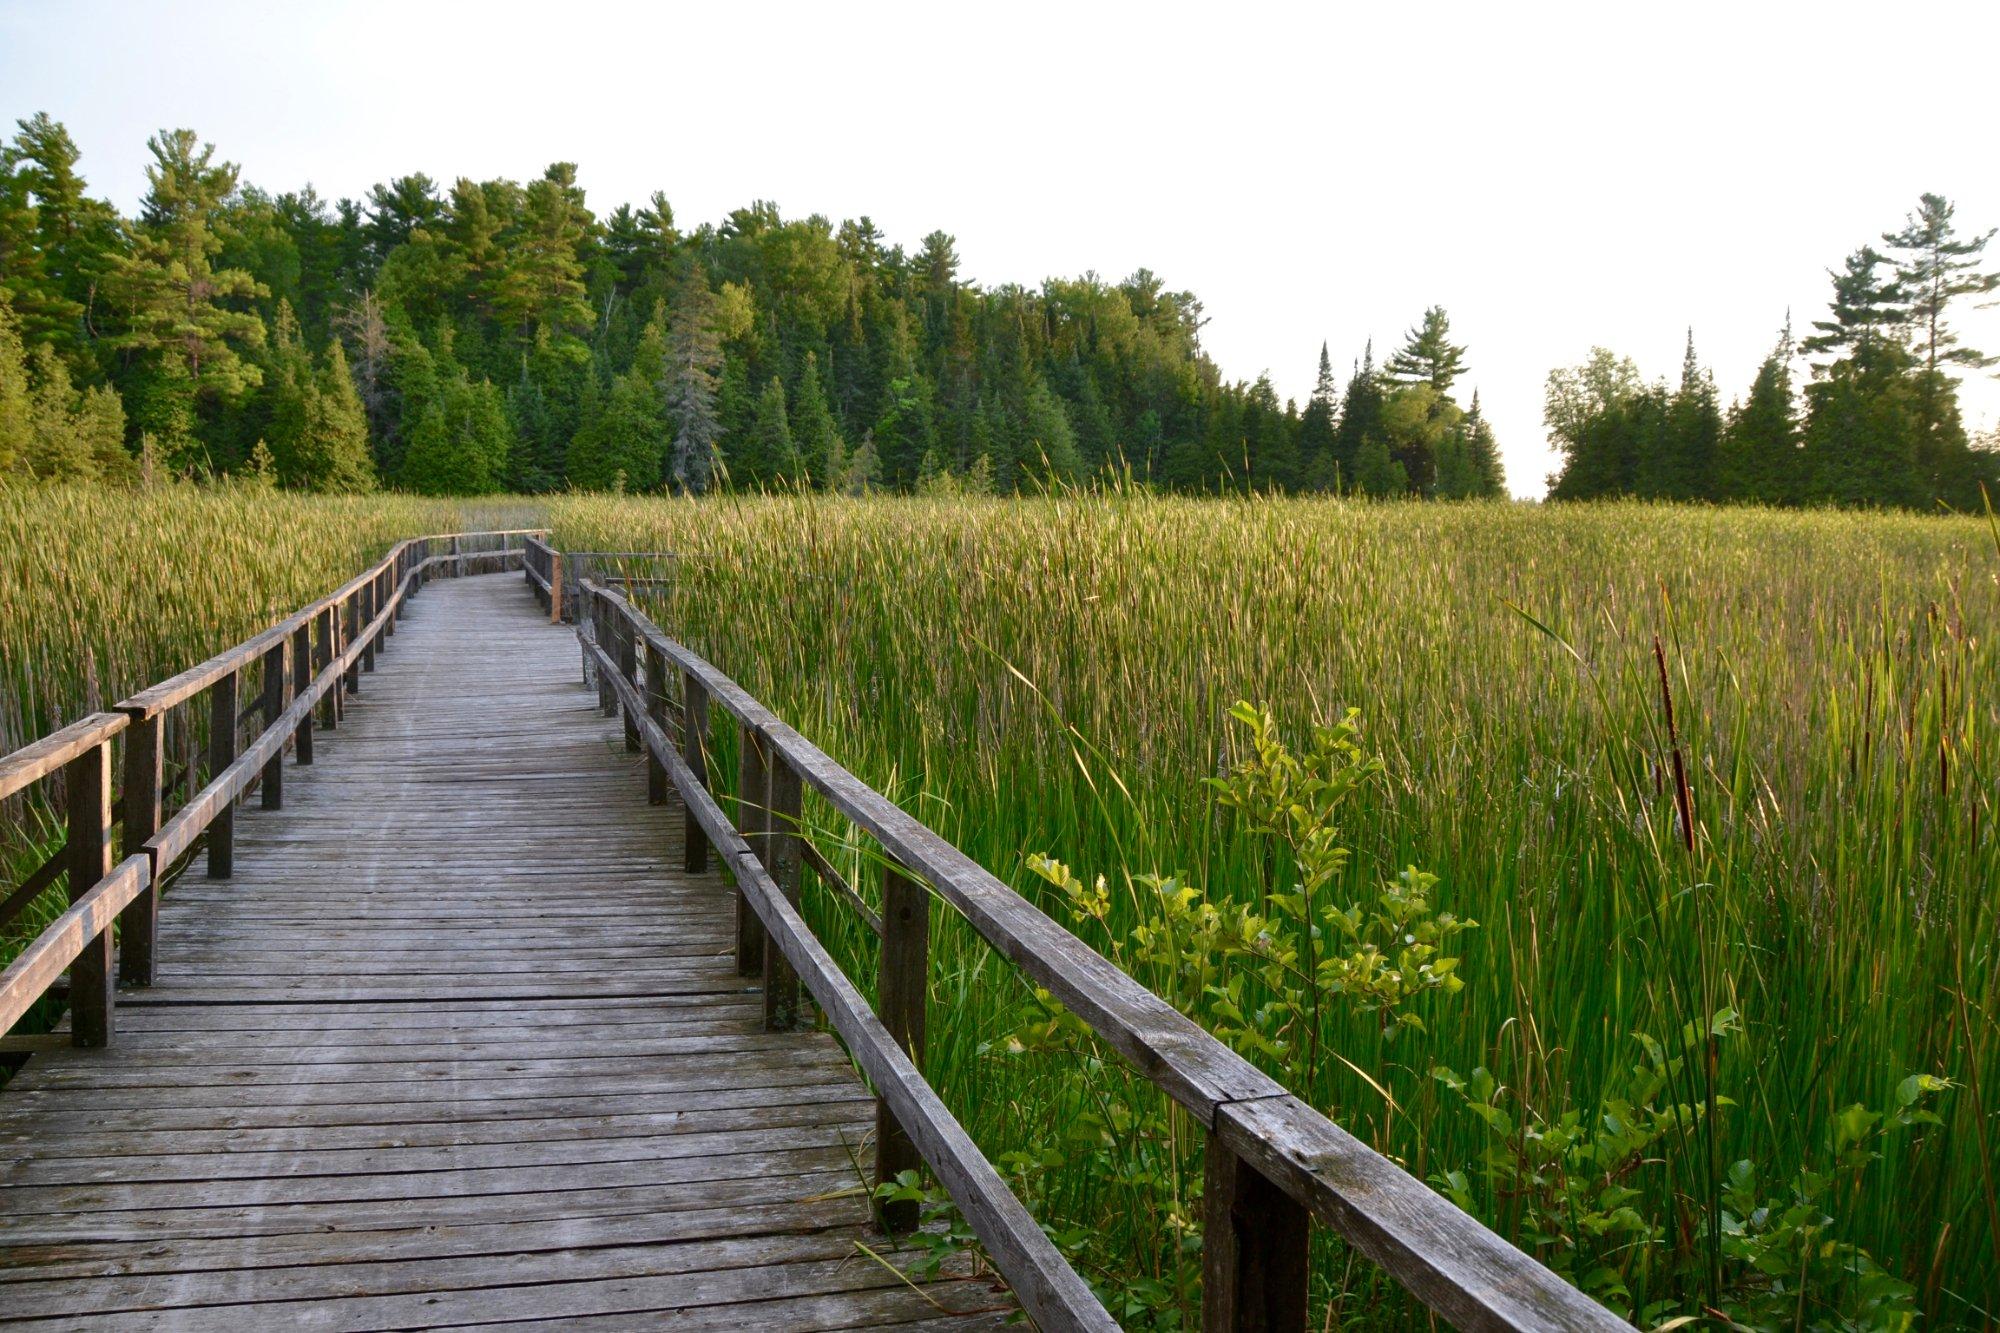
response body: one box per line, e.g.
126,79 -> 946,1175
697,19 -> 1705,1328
664,272 -> 724,492
107,129 -> 268,457
1800,247 -> 1898,371
1384,306 -> 1467,394
1298,342 -> 1338,489
567,370 -> 665,491
1352,432 -> 1407,497
744,375 -> 797,487
1721,323 -> 1800,505
0,292 -> 31,475
1657,331 -> 1721,500
1461,391 -> 1505,496
790,352 -> 841,487
1332,343 -> 1384,485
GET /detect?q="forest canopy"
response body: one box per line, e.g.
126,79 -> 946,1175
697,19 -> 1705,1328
0,116 -> 1501,498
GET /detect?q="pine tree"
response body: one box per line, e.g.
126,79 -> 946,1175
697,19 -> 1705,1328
310,340 -> 376,492
107,129 -> 268,460
567,371 -> 664,491
1384,306 -> 1467,395
1881,193 -> 1998,377
1800,248 -> 1898,372
1880,194 -> 1997,501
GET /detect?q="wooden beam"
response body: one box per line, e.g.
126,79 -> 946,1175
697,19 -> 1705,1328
876,861 -> 929,1232
117,711 -> 162,987
206,670 -> 237,880
64,736 -> 114,1047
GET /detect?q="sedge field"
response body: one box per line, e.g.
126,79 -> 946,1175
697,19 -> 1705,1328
4,488 -> 1997,1329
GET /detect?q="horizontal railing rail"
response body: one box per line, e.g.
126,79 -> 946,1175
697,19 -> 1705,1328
577,576 -> 1626,1333
0,530 -> 540,1050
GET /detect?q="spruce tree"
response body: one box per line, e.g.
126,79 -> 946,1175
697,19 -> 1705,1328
1659,331 -> 1721,500
1721,323 -> 1800,505
664,273 -> 723,492
1298,343 -> 1338,489
1462,391 -> 1505,497
790,352 -> 841,488
746,376 -> 797,488
1332,343 -> 1384,486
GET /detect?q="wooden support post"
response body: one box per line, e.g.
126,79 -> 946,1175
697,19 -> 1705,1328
1202,1136 -> 1310,1333
550,552 -> 564,623
118,712 -> 162,987
65,738 -> 114,1047
682,674 -> 709,873
382,568 -> 397,640
734,722 -> 767,976
344,594 -> 361,697
645,648 -> 668,803
259,640 -> 285,810
876,861 -> 930,1231
594,595 -> 615,714
360,580 -> 377,673
449,534 -> 461,575
618,616 -> 640,754
292,622 -> 313,765
763,759 -> 803,1031
315,607 -> 337,730
208,671 -> 238,879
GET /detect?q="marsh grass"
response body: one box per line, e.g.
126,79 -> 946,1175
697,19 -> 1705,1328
554,491 -> 1999,1327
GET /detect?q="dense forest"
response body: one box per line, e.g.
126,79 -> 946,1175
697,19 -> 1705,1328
0,115 -> 1504,499
1545,194 -> 2000,509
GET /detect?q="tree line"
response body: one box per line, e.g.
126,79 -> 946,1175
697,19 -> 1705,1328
1546,194 -> 2000,509
0,115 -> 1505,498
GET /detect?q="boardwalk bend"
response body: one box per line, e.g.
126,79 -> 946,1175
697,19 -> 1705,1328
0,532 -> 1623,1330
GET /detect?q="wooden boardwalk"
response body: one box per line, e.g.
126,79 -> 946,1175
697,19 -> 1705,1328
0,575 -> 1011,1329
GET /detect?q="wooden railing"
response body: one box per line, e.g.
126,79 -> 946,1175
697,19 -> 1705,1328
0,530 -> 540,1047
561,558 -> 1626,1333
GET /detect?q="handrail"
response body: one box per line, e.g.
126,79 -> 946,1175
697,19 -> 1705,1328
579,576 -> 1626,1333
0,530 -> 540,1050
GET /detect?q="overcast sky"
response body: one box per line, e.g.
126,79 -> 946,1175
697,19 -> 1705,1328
4,0 -> 1997,496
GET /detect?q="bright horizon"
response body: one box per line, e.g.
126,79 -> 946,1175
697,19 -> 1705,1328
4,0 -> 1998,497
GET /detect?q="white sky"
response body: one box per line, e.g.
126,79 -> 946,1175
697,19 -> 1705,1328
4,0 -> 1998,496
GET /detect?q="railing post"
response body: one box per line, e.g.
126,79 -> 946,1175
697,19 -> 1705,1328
763,758 -> 803,1031
382,566 -> 397,641
344,593 -> 361,698
550,551 -> 565,623
118,711 -> 162,987
292,621 -> 313,765
645,647 -> 668,803
1202,1135 -> 1310,1332
682,673 -> 709,873
360,579 -> 378,674
618,615 -> 640,755
67,736 -> 114,1040
734,722 -> 767,976
315,606 -> 337,730
208,670 -> 238,879
66,736 -> 114,1046
593,594 -> 615,714
876,861 -> 930,1231
259,640 -> 285,810
450,534 -> 461,575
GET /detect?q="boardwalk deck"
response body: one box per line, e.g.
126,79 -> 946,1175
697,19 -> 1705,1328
0,575 -> 1013,1330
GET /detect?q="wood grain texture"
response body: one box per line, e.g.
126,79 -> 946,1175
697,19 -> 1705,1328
0,572 -> 1005,1331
